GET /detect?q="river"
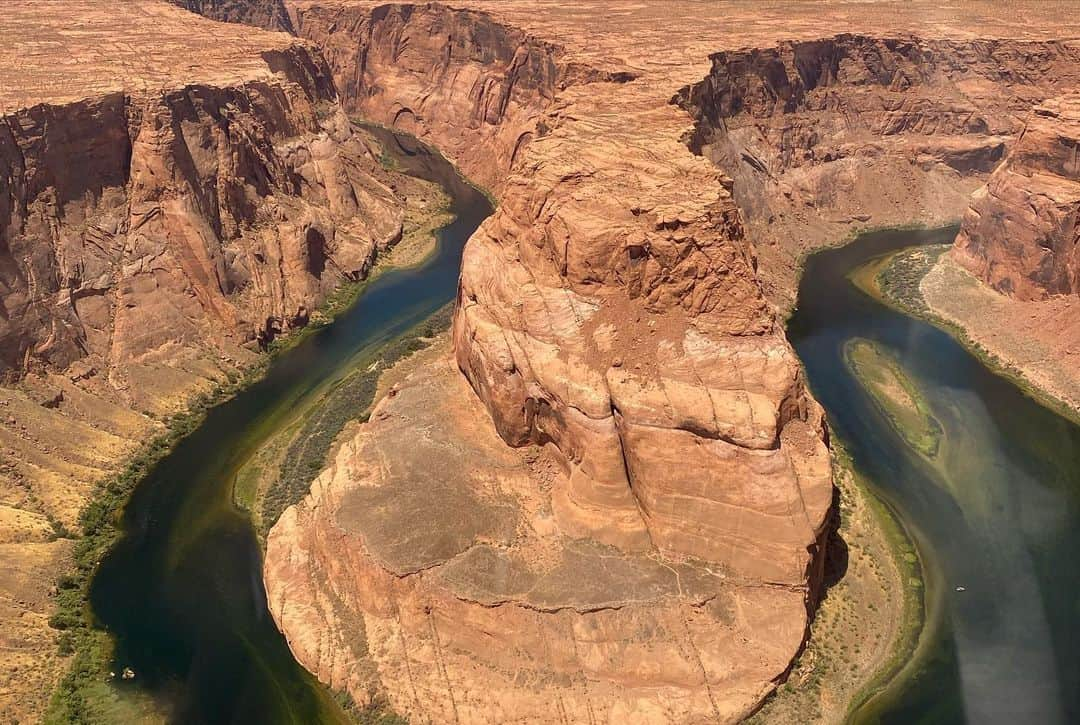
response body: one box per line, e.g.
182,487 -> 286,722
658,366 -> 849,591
788,227 -> 1080,724
86,135 -> 1080,724
88,128 -> 493,724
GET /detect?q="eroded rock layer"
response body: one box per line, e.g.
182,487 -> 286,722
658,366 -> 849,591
290,2 -> 633,191
0,55 -> 406,382
676,34 -> 1080,306
268,2 -> 1080,722
0,3 -> 429,719
954,94 -> 1080,299
271,2 -> 835,722
267,349 -> 825,724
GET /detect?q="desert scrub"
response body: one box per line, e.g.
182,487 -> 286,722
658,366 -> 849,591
259,304 -> 454,534
334,690 -> 408,725
844,338 -> 944,459
44,365 -> 265,724
875,243 -> 951,317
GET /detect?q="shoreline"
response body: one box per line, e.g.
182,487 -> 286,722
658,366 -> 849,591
841,452 -> 934,723
754,226 -> 942,724
42,136 -> 459,723
871,244 -> 1080,426
747,441 -> 924,724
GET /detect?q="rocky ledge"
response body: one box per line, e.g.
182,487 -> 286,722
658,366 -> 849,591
954,93 -> 1080,299
265,2 -> 1080,722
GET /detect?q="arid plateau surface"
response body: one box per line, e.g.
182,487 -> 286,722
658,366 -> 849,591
1,1 -> 1080,724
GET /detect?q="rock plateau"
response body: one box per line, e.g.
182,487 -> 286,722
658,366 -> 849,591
267,1 -> 1080,723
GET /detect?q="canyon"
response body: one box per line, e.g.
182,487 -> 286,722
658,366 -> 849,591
0,3 -> 442,720
919,93 -> 1080,413
1,0 -> 1078,723
265,1 -> 1080,723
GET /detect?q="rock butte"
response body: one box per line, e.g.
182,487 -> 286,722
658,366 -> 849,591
261,1 -> 1080,723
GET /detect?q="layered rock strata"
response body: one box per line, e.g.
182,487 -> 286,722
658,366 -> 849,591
0,3 -> 426,720
676,35 -> 1080,306
0,55 -> 404,385
289,2 -> 634,192
271,2 -> 834,722
268,346 -> 830,724
954,94 -> 1080,299
920,93 -> 1080,415
268,1 -> 1080,722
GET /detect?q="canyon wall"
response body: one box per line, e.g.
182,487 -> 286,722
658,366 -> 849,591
0,4 -> 436,720
268,2 -> 833,722
675,35 -> 1080,306
289,1 -> 631,191
0,48 -> 407,396
168,0 -> 295,31
954,94 -> 1080,299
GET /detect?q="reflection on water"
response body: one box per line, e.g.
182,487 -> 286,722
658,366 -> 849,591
788,228 -> 1080,724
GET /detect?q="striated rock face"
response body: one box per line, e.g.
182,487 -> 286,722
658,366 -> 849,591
290,1 -> 631,191
675,34 -> 1080,307
0,46 -> 404,384
268,349 -> 828,724
269,2 -> 833,722
451,118 -> 831,580
168,0 -> 295,31
954,94 -> 1080,299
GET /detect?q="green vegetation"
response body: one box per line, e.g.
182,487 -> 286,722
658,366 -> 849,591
260,304 -> 454,533
844,338 -> 943,459
874,243 -> 950,318
873,244 -> 1080,427
265,276 -> 370,358
44,365 -> 266,724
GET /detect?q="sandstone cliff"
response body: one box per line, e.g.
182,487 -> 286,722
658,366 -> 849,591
269,2 -> 833,722
290,1 -> 633,192
0,4 -> 429,720
954,94 -> 1080,299
169,0 -> 295,31
268,346 -> 829,724
267,2 -> 1080,723
0,13 -> 415,397
675,35 -> 1080,307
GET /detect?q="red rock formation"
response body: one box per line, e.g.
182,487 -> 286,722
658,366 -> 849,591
290,2 -> 631,191
0,44 -> 405,381
268,353 -> 827,723
168,0 -> 295,31
269,2 -> 833,722
0,4 -> 428,718
954,94 -> 1080,299
675,35 -> 1080,306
